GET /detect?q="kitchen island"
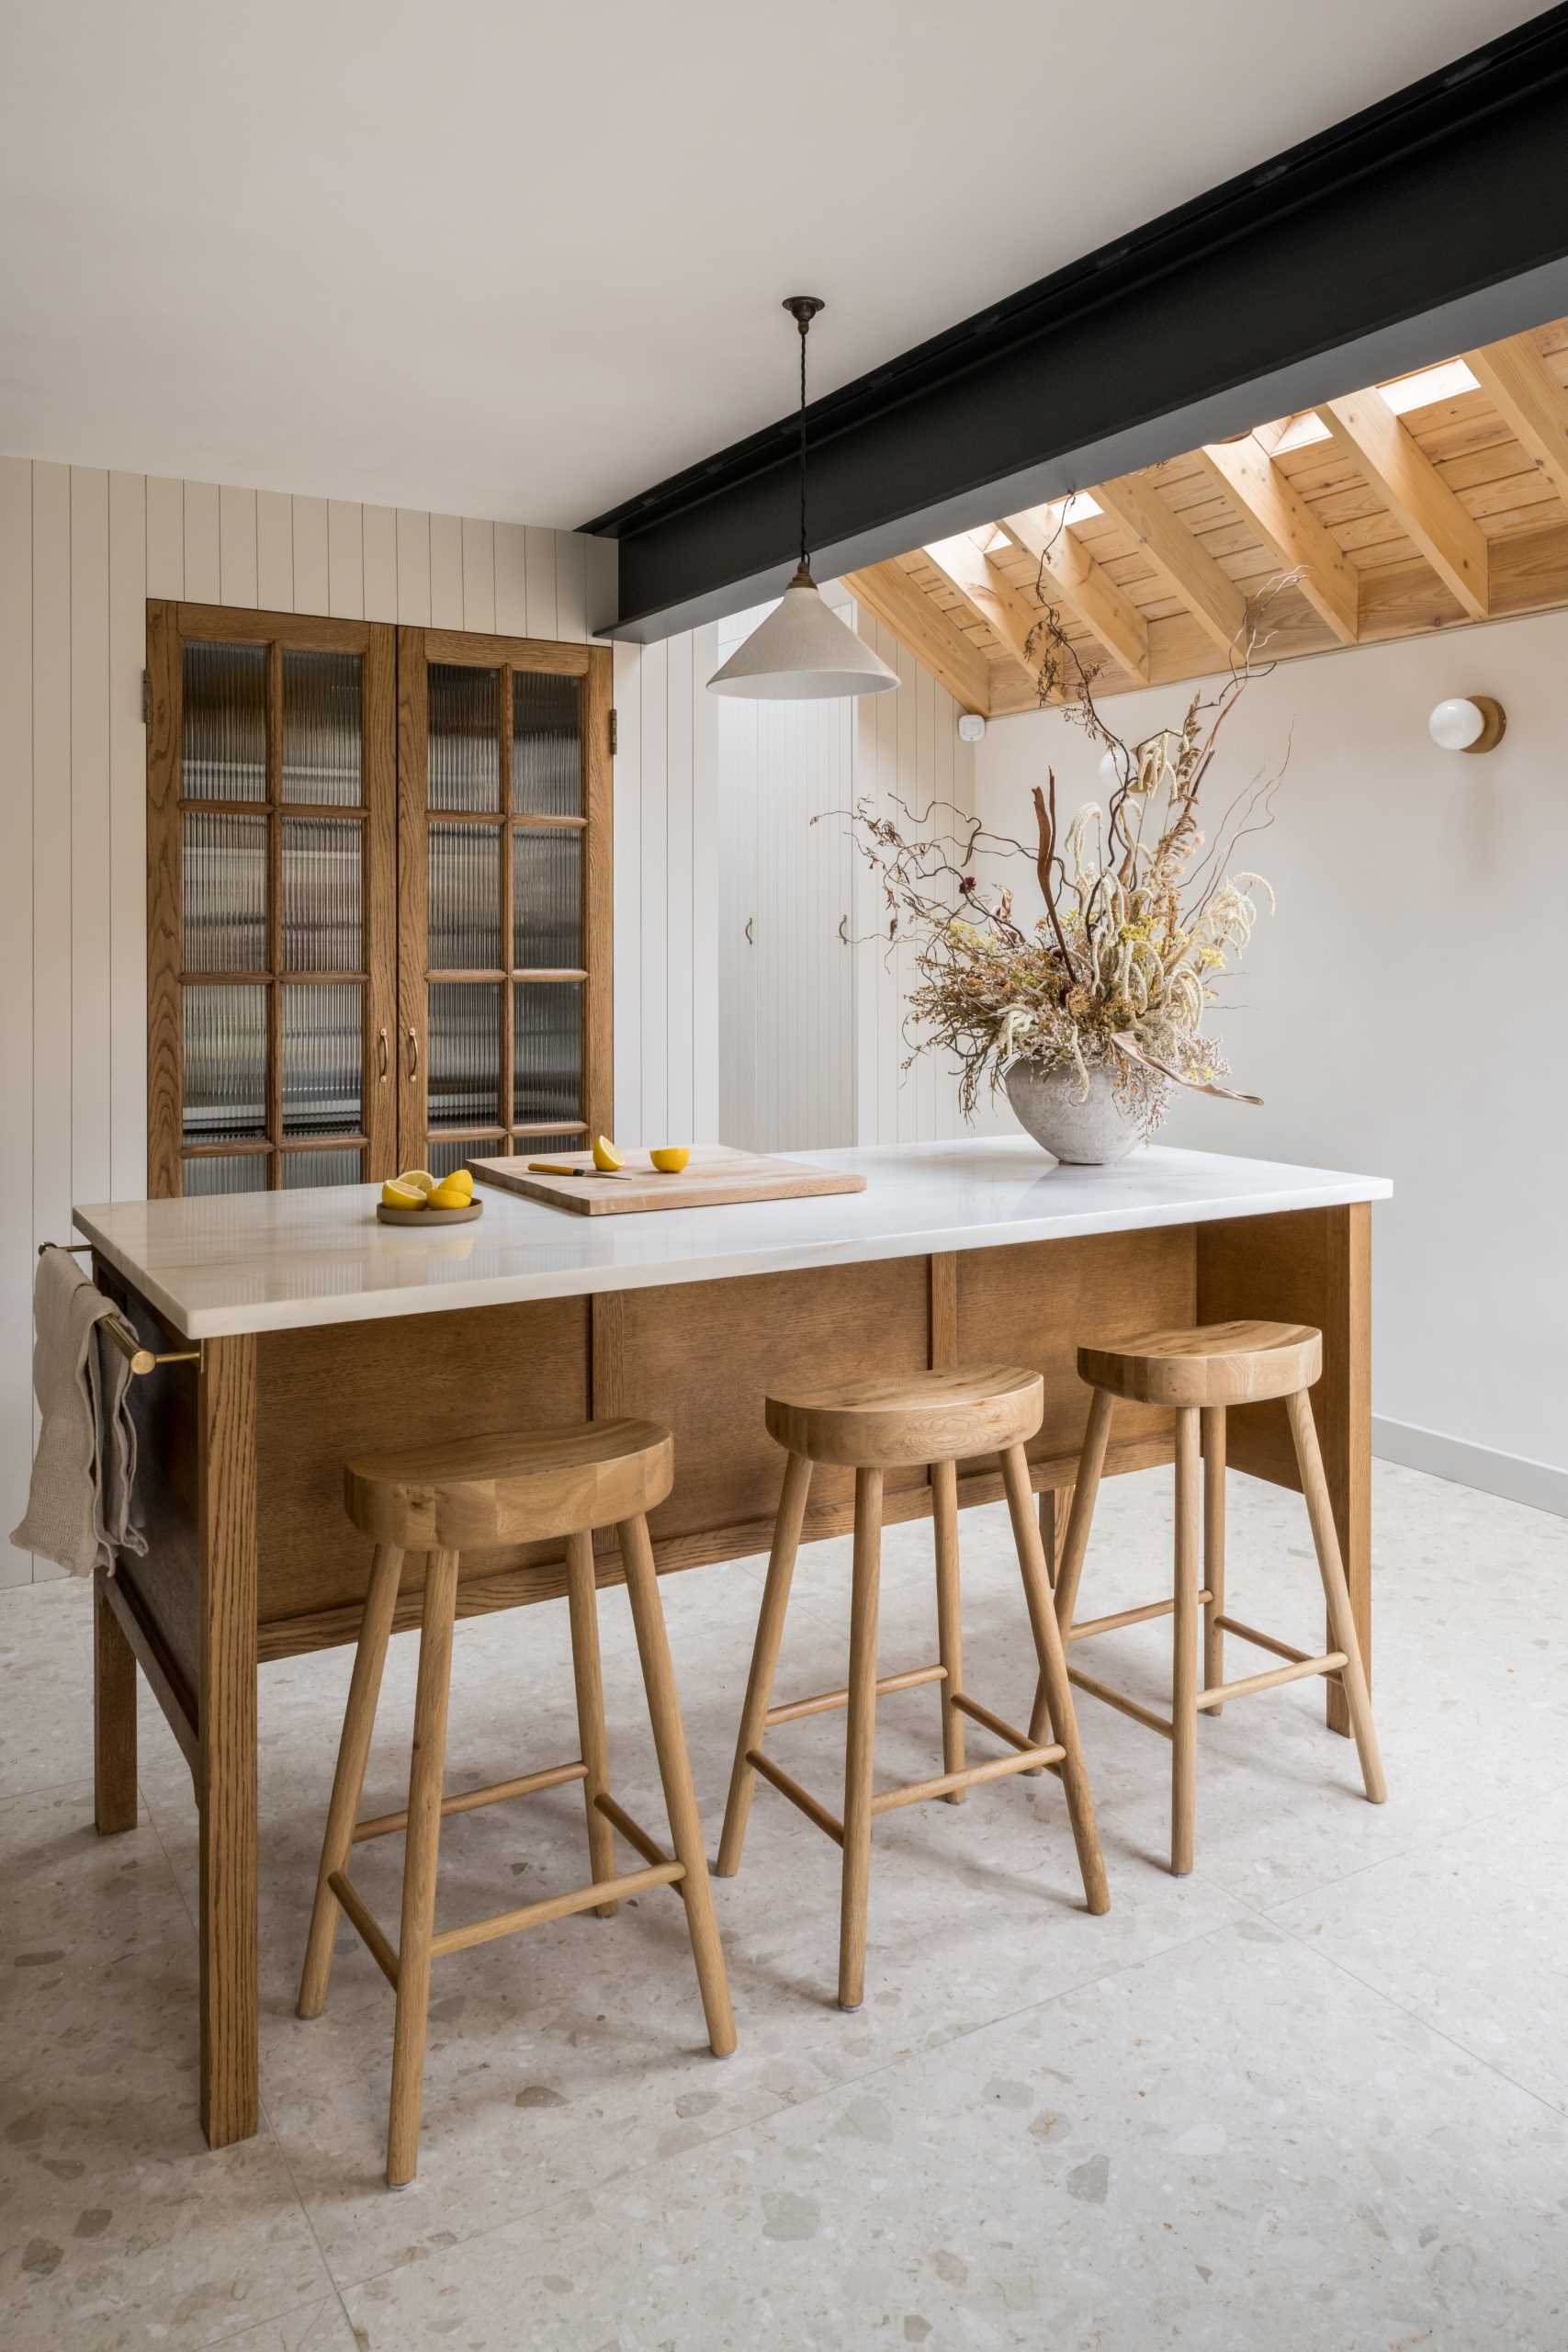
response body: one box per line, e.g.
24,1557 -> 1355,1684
73,1137 -> 1390,2148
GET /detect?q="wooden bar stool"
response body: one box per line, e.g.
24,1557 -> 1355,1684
717,1365 -> 1110,2012
297,1418 -> 736,2187
1030,1321 -> 1386,1875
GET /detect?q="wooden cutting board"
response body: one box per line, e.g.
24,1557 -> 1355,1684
468,1143 -> 867,1217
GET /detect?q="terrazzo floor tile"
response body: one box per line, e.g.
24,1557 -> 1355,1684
6,1460 -> 1567,2346
195,2296 -> 360,2351
1268,1784 -> 1568,2112
0,1782 -> 335,2352
340,1918 -> 1568,2351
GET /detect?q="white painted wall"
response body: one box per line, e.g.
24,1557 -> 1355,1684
0,457 -> 716,1586
975,610 -> 1568,1510
716,594 -> 998,1154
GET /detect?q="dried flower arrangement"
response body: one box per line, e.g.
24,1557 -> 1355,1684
829,586 -> 1285,1138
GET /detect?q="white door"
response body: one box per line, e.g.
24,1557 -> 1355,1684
716,601 -> 856,1153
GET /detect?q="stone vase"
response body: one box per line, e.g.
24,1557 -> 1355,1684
1004,1057 -> 1145,1166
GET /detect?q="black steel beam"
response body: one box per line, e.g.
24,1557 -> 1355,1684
587,6 -> 1568,640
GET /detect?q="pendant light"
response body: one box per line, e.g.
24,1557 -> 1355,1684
706,298 -> 898,701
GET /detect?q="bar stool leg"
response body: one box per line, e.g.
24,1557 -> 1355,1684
1284,1389 -> 1387,1804
1027,1388 -> 1113,1751
1001,1444 -> 1110,1915
931,1458 -> 965,1803
298,1542 -> 403,2019
1171,1408 -> 1201,1875
387,1547 -> 461,2188
566,1530 -> 617,1917
716,1452 -> 813,1875
618,1513 -> 738,2057
839,1466 -> 884,2011
1202,1406 -> 1226,1716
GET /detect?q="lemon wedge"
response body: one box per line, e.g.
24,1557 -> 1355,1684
649,1146 -> 689,1174
427,1180 -> 472,1211
592,1135 -> 624,1171
397,1169 -> 437,1196
381,1180 -> 426,1211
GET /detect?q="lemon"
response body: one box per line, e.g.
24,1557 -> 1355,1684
442,1167 -> 475,1196
649,1146 -> 689,1174
381,1180 -> 426,1211
592,1135 -> 624,1171
397,1169 -> 437,1197
427,1180 -> 471,1212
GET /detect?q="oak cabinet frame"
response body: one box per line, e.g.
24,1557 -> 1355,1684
147,603 -> 613,1195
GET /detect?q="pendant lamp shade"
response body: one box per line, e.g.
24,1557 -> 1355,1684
706,295 -> 901,703
707,567 -> 898,700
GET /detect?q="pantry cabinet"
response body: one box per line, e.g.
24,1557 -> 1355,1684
145,602 -> 612,1196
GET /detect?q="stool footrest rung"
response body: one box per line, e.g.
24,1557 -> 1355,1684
431,1860 -> 685,1957
765,1663 -> 944,1727
747,1749 -> 845,1845
353,1758 -> 587,1844
593,1792 -> 679,1879
1213,1613 -> 1321,1668
1066,1590 -> 1213,1643
1066,1665 -> 1175,1739
326,1870 -> 400,1988
870,1744 -> 1065,1815
1196,1653 -> 1346,1711
950,1690 -> 1038,1755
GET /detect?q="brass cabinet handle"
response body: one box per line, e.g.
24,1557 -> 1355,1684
378,1026 -> 389,1080
406,1026 -> 419,1078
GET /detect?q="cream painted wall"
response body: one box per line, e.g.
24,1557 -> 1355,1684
0,457 -> 716,1585
975,609 -> 1568,1510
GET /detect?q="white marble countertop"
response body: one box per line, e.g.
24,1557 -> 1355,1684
73,1139 -> 1392,1341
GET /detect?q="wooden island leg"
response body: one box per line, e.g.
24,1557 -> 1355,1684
93,1570 -> 139,1834
197,1334 -> 260,2150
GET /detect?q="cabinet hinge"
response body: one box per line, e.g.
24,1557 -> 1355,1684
141,669 -> 151,725
608,707 -> 618,757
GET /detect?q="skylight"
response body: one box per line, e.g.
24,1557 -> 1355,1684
1379,357 -> 1479,414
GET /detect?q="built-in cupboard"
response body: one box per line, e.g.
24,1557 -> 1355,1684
146,602 -> 612,1195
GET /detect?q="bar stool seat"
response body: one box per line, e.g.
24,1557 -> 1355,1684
764,1363 -> 1043,1466
299,1417 -> 733,2188
1077,1320 -> 1321,1408
344,1418 -> 674,1548
721,1363 -> 1110,2012
1033,1319 -> 1386,1877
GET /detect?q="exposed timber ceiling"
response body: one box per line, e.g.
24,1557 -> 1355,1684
842,320 -> 1568,712
594,8 -> 1568,640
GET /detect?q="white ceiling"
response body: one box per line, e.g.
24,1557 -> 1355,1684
1,0 -> 1544,529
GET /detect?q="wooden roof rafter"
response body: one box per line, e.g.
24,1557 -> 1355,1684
852,312 -> 1568,718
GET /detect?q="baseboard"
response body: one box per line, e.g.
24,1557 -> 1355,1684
1372,1416 -> 1568,1520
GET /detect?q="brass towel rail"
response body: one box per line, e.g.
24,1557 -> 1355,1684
40,1242 -> 200,1377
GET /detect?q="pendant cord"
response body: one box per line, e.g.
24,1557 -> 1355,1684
797,321 -> 808,570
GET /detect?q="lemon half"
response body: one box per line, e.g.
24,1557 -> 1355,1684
397,1169 -> 437,1196
649,1147 -> 689,1174
381,1180 -> 426,1212
592,1135 -> 624,1171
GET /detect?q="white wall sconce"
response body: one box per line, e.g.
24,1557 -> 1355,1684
1427,695 -> 1506,754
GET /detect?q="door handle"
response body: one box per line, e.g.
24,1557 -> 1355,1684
744,916 -> 755,946
839,916 -> 849,944
378,1026 -> 389,1080
406,1026 -> 420,1079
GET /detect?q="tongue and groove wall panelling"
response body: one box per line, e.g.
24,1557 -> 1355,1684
0,458 -> 719,1589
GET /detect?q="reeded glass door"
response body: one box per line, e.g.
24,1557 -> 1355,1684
398,630 -> 612,1180
146,605 -> 397,1196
